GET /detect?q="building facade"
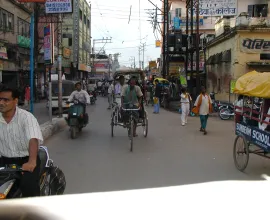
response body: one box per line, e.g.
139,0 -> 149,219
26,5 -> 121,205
0,0 -> 33,88
206,0 -> 270,101
62,0 -> 91,81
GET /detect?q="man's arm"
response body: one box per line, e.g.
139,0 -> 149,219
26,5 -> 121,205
84,91 -> 90,104
22,114 -> 43,172
68,91 -> 75,102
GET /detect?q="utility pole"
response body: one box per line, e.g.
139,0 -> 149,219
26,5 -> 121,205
162,0 -> 169,79
138,46 -> 141,69
196,0 -> 200,95
58,13 -> 63,117
29,12 -> 35,113
141,42 -> 146,70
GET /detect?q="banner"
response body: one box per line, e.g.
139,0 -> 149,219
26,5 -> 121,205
240,38 -> 270,54
44,24 -> 54,64
0,47 -> 8,59
155,40 -> 161,48
149,61 -> 157,69
45,0 -> 73,14
230,79 -> 236,94
199,0 -> 237,16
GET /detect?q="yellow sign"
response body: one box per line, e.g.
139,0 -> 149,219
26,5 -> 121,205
149,61 -> 157,68
180,75 -> 187,86
230,79 -> 236,94
63,47 -> 71,58
155,40 -> 161,48
169,62 -> 184,75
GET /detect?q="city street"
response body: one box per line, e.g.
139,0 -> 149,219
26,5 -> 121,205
45,97 -> 270,195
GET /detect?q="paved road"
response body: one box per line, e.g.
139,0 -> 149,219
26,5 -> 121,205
45,97 -> 270,195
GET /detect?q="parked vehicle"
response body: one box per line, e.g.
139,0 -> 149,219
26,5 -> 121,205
88,90 -> 96,105
0,146 -> 66,199
219,103 -> 235,120
46,80 -> 75,114
65,99 -> 88,139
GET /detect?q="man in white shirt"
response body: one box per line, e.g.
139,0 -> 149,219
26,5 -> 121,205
114,75 -> 125,106
0,87 -> 43,197
68,82 -> 90,123
107,81 -> 114,109
194,86 -> 213,135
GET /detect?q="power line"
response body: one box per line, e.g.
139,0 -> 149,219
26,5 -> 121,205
105,44 -> 155,50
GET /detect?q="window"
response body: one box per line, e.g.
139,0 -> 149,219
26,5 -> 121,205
79,9 -> 82,20
218,79 -> 221,92
248,4 -> 268,17
84,14 -> 86,25
68,38 -> 72,46
175,8 -> 181,17
260,53 -> 270,60
0,8 -> 14,31
17,18 -> 30,37
87,19 -> 90,28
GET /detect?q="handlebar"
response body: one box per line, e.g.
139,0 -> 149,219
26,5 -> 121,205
0,165 -> 24,172
122,108 -> 140,111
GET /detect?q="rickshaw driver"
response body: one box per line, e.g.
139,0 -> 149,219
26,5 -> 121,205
121,77 -> 143,137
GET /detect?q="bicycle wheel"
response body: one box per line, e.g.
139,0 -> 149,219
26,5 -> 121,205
130,119 -> 134,152
143,111 -> 148,137
233,135 -> 249,172
111,113 -> 114,137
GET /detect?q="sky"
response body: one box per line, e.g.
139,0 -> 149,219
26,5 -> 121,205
90,0 -> 162,68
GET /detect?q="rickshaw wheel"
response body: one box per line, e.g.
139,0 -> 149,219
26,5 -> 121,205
143,111 -> 148,137
129,120 -> 134,152
233,135 -> 249,172
111,119 -> 114,137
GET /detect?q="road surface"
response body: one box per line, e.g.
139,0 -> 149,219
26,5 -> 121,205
45,97 -> 270,194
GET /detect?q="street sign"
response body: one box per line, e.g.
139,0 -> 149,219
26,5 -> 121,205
17,0 -> 46,2
45,0 -> 73,14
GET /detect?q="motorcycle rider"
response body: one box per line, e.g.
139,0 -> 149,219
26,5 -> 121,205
68,82 -> 90,123
0,87 -> 43,197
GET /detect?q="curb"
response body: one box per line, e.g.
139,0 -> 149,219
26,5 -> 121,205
40,118 -> 67,141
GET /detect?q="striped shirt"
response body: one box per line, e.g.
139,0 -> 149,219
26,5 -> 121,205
0,107 -> 43,158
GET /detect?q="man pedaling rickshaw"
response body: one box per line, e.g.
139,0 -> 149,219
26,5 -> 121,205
121,77 -> 143,137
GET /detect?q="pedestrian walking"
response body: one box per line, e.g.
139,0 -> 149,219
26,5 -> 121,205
193,86 -> 212,135
107,81 -> 114,109
153,79 -> 161,114
180,87 -> 192,126
24,85 -> 30,110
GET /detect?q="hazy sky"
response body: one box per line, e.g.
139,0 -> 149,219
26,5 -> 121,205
91,0 -> 162,67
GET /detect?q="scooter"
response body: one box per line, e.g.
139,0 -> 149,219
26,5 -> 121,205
65,99 -> 88,139
89,91 -> 96,105
0,146 -> 66,199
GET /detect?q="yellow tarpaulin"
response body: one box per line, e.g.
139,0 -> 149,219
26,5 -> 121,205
154,78 -> 169,85
233,71 -> 270,98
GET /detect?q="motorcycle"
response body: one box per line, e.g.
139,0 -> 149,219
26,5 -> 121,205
65,99 -> 89,139
0,146 -> 66,199
219,103 -> 235,120
88,91 -> 96,105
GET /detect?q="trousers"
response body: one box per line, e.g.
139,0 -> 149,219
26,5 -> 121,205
181,103 -> 190,124
1,156 -> 41,198
154,98 -> 160,113
200,115 -> 209,129
108,94 -> 113,108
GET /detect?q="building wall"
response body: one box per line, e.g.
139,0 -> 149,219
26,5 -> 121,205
206,30 -> 270,101
0,0 -> 32,88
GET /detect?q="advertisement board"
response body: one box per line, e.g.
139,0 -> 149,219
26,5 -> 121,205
0,47 -> 8,60
45,0 -> 73,14
44,24 -> 54,64
240,38 -> 270,54
199,0 -> 237,16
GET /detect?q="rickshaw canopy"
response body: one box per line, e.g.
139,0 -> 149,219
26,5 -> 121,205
233,71 -> 270,98
154,78 -> 169,85
113,68 -> 144,79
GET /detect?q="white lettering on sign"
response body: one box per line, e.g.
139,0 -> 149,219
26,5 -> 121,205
252,130 -> 270,148
199,0 -> 237,16
236,123 -> 252,137
45,0 -> 72,14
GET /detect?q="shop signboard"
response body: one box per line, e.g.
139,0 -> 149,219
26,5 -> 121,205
45,0 -> 73,14
17,35 -> 30,48
240,38 -> 270,54
0,47 -> 8,59
199,0 -> 237,16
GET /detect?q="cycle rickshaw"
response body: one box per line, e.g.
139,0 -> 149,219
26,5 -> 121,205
233,71 -> 270,171
111,69 -> 148,152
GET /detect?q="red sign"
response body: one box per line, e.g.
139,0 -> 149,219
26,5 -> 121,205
17,0 -> 46,2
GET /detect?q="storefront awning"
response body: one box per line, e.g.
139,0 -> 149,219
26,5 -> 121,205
246,62 -> 270,66
221,49 -> 231,62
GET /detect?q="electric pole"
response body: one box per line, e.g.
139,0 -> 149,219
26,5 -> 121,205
58,13 -> 63,117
